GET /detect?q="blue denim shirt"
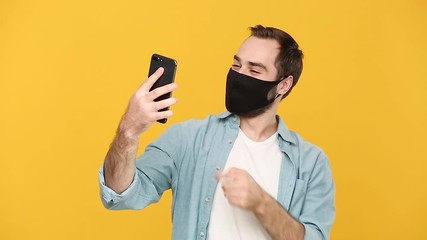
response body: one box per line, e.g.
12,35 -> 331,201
99,112 -> 335,240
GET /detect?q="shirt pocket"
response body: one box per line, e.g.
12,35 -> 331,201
288,179 -> 308,219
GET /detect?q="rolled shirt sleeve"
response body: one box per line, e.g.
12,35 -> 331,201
98,166 -> 143,209
98,157 -> 173,210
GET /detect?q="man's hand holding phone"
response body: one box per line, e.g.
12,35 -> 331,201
104,56 -> 177,194
120,67 -> 178,139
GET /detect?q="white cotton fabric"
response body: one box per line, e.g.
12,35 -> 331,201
208,129 -> 282,240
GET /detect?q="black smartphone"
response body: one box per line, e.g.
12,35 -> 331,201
148,53 -> 177,124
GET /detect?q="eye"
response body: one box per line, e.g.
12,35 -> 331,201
250,69 -> 261,74
231,64 -> 241,70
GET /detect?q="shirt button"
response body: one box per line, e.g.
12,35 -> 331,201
205,196 -> 212,202
228,140 -> 233,144
200,231 -> 205,238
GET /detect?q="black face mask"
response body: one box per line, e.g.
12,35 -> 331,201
225,68 -> 282,115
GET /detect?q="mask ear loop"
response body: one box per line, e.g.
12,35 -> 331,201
273,75 -> 286,99
274,75 -> 293,99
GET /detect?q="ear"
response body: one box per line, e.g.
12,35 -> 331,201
276,75 -> 293,95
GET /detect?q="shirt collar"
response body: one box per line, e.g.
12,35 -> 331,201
217,111 -> 296,145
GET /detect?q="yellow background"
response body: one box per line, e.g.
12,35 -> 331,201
1,0 -> 426,239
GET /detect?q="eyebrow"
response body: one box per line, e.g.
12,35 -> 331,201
233,55 -> 268,72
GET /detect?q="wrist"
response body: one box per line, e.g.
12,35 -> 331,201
254,190 -> 271,216
118,116 -> 142,140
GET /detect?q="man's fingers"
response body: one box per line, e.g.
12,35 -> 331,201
148,82 -> 178,101
221,167 -> 244,180
144,97 -> 178,121
139,67 -> 165,92
153,97 -> 178,111
153,109 -> 174,121
227,167 -> 243,175
216,170 -> 224,180
218,168 -> 242,185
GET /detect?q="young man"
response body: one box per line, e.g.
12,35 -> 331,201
99,25 -> 335,240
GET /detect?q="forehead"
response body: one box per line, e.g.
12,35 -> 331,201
236,36 -> 280,67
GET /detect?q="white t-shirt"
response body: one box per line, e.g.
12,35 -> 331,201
208,129 -> 282,240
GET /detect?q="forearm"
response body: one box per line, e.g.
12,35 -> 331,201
104,121 -> 140,194
255,192 -> 305,240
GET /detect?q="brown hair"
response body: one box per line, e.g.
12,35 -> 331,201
250,25 -> 304,98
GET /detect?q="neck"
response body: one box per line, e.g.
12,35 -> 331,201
239,108 -> 278,142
